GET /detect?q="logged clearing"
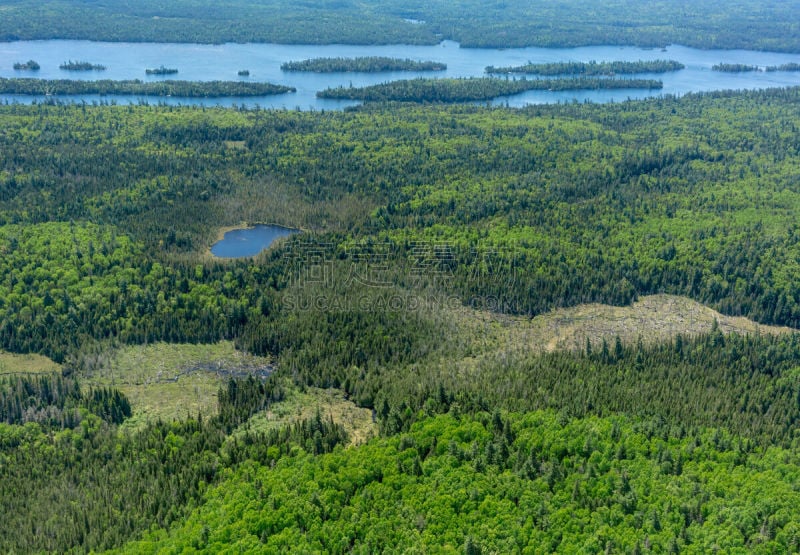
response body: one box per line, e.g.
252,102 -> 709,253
456,294 -> 795,356
0,351 -> 61,375
78,341 -> 273,427
235,385 -> 377,447
74,341 -> 374,440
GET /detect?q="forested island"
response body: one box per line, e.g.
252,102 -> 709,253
766,62 -> 800,71
281,56 -> 447,72
0,78 -> 294,97
318,76 -> 662,102
486,59 -> 684,75
713,62 -> 800,73
712,63 -> 760,72
146,66 -> 178,75
59,60 -> 107,71
0,0 -> 799,52
12,60 -> 40,70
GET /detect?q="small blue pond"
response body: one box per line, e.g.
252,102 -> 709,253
210,224 -> 298,258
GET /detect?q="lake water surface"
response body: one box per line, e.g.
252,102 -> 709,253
2,40 -> 800,108
210,225 -> 298,259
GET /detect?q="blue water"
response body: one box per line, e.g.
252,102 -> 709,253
1,40 -> 800,108
210,225 -> 298,258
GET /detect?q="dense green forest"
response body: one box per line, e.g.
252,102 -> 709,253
318,77 -> 662,102
1,0 -> 799,51
3,87 -> 800,551
486,60 -> 685,76
124,410 -> 800,553
281,57 -> 446,73
0,374 -> 130,426
3,89 -> 800,363
0,78 -> 294,97
0,374 -> 351,553
4,331 -> 800,552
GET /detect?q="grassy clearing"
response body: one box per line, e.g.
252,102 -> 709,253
78,341 -> 272,427
0,351 -> 61,375
0,341 -> 373,441
234,384 -> 377,447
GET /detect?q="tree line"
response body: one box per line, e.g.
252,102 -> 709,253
0,373 -> 130,427
1,0 -> 800,52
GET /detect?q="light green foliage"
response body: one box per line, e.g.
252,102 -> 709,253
0,220 -> 252,360
0,222 -> 143,359
123,411 -> 800,553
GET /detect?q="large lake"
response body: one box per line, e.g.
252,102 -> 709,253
1,40 -> 800,109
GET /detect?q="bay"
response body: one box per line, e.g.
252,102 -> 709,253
1,40 -> 800,108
